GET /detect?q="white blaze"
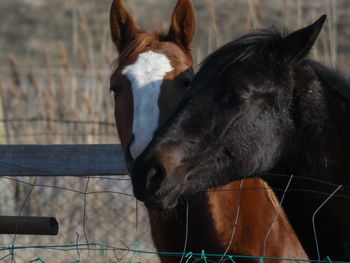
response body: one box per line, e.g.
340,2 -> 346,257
122,51 -> 173,159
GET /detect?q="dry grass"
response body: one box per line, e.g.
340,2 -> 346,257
0,0 -> 346,145
1,53 -> 116,144
1,1 -> 116,145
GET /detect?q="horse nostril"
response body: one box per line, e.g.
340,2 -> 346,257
145,163 -> 166,194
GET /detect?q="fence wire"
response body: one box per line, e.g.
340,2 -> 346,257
0,176 -> 157,263
0,174 -> 350,263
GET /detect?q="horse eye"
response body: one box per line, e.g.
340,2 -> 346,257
179,78 -> 191,90
223,95 -> 235,105
110,83 -> 120,93
221,93 -> 244,108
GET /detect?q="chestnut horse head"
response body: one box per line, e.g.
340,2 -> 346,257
109,0 -> 195,172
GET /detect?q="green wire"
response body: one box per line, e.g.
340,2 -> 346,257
1,243 -> 349,263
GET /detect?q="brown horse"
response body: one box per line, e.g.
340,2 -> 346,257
109,0 -> 308,262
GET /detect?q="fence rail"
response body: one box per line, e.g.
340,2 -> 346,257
0,216 -> 58,235
0,144 -> 127,176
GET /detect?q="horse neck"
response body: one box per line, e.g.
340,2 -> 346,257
268,61 -> 350,259
147,192 -> 221,244
147,180 -> 308,261
284,60 -> 350,183
146,193 -> 224,262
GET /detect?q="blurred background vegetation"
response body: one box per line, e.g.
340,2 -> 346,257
1,0 -> 350,71
1,0 -> 349,145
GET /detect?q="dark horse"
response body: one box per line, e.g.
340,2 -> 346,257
132,15 -> 350,260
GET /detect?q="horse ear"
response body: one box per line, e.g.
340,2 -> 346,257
167,0 -> 196,50
280,15 -> 326,64
110,0 -> 139,52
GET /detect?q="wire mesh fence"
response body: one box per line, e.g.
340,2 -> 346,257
0,174 -> 350,263
0,176 -> 158,263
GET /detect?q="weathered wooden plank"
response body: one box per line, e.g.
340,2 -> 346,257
0,144 -> 127,176
0,216 -> 59,235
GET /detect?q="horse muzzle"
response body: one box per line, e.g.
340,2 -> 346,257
131,149 -> 187,210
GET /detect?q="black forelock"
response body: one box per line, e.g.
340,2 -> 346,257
197,26 -> 284,79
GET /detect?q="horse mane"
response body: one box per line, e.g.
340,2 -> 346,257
309,60 -> 350,103
198,26 -> 284,77
198,26 -> 350,103
112,31 -> 167,72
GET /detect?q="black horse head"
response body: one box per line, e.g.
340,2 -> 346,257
131,16 -> 327,210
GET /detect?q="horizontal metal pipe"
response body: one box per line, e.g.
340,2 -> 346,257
0,216 -> 59,235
